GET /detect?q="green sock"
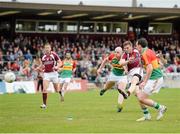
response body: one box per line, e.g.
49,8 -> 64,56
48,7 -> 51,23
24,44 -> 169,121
153,102 -> 160,110
142,108 -> 150,118
142,107 -> 149,114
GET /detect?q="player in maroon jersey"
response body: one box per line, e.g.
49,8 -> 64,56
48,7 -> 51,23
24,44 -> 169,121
119,41 -> 143,98
38,43 -> 62,109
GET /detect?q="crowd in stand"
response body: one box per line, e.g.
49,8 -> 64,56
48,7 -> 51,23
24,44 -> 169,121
0,34 -> 179,81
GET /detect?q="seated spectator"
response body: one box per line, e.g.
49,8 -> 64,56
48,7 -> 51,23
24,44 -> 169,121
24,49 -> 33,61
174,56 -> 180,72
19,60 -> 31,80
81,72 -> 88,80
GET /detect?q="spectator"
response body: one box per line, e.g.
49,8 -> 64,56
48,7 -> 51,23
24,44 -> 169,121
174,56 -> 180,72
0,34 -> 179,81
24,49 -> 33,61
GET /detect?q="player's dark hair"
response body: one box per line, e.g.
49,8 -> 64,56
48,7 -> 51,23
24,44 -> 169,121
123,41 -> 133,47
137,38 -> 148,48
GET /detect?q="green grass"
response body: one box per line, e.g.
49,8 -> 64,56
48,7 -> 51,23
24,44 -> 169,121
0,88 -> 180,133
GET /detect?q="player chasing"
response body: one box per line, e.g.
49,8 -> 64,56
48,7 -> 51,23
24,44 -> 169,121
97,47 -> 127,112
38,43 -> 62,109
58,52 -> 76,102
118,38 -> 167,121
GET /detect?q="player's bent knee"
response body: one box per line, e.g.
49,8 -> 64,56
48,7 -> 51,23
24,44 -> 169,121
133,74 -> 142,81
133,74 -> 142,85
118,82 -> 126,90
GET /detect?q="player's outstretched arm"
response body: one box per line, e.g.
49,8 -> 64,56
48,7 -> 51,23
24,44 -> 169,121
97,57 -> 108,76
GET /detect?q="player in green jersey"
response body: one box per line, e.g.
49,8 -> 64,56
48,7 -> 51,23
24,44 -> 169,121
97,47 -> 127,112
135,38 -> 167,121
58,52 -> 76,102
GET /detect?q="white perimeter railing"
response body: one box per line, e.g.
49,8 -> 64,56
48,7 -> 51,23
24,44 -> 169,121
163,73 -> 180,88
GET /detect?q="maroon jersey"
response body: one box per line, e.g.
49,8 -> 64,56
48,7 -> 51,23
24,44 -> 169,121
42,51 -> 60,72
122,49 -> 141,71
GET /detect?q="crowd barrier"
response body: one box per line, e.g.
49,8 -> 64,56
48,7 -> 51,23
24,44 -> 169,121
0,73 -> 179,94
0,79 -> 88,94
163,73 -> 180,88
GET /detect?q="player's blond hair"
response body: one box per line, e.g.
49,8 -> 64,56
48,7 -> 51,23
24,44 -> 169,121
123,41 -> 133,47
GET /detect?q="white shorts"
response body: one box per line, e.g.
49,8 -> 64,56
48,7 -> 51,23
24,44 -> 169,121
43,72 -> 59,83
143,77 -> 164,95
107,72 -> 127,83
127,67 -> 143,83
59,78 -> 72,84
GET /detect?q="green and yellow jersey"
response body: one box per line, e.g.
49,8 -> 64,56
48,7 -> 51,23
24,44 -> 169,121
108,53 -> 124,76
59,59 -> 76,78
141,48 -> 163,80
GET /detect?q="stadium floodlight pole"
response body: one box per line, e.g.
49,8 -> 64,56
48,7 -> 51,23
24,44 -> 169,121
132,0 -> 137,7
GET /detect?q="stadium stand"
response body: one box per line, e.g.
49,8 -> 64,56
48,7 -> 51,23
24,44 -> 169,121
0,1 -> 180,85
0,34 -> 179,82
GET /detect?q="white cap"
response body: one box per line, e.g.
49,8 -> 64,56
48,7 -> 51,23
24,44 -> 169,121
115,47 -> 123,54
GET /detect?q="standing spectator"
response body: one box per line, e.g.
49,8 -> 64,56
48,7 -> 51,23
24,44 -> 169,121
32,55 -> 43,92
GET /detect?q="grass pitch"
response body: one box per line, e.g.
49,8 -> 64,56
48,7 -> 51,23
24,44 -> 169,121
0,88 -> 180,133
